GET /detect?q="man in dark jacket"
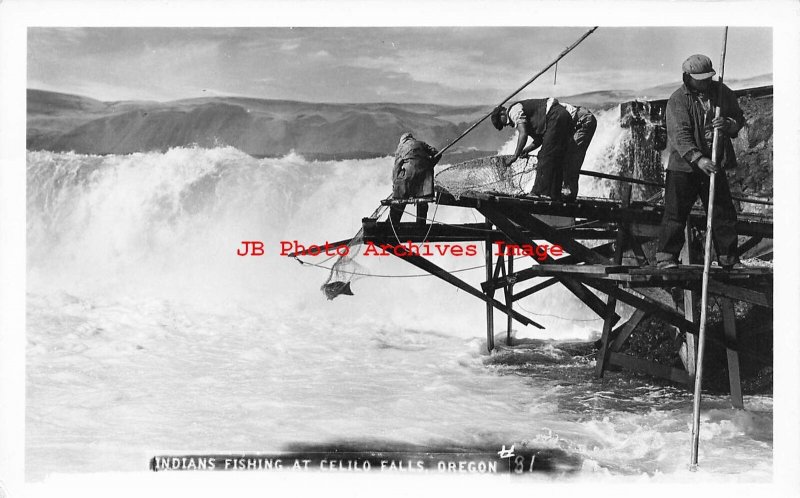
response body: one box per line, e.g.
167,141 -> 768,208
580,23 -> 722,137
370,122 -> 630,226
491,98 -> 574,199
656,54 -> 745,270
561,102 -> 597,201
389,132 -> 440,226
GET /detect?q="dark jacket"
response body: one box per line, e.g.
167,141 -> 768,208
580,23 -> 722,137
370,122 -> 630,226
392,138 -> 438,198
665,81 -> 745,172
508,98 -> 550,135
393,138 -> 438,178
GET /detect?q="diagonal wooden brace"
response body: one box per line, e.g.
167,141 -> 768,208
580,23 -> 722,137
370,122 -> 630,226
479,205 -> 619,324
390,248 -> 544,329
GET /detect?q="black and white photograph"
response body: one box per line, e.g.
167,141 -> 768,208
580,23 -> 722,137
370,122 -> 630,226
1,1 -> 799,497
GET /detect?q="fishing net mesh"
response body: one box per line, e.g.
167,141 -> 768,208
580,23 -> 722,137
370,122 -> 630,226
434,155 -> 539,198
320,203 -> 388,300
321,154 -> 536,299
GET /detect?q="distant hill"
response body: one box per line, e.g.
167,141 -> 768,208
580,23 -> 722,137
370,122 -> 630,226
27,73 -> 772,158
27,90 -> 505,158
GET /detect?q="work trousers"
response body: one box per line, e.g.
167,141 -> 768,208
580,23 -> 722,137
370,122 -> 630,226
562,109 -> 597,198
531,105 -> 573,199
390,160 -> 433,225
656,168 -> 738,260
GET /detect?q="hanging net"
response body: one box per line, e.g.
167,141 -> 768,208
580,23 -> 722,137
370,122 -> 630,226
434,155 -> 539,198
320,203 -> 388,300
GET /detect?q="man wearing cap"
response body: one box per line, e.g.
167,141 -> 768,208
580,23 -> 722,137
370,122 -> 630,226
491,98 -> 574,200
656,54 -> 745,270
389,132 -> 440,226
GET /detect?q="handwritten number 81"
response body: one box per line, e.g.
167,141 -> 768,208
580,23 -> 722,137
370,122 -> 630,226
513,455 -> 535,473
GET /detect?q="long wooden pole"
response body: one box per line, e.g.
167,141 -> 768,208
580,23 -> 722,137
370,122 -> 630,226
485,217 -> 495,352
578,170 -> 772,206
434,27 -> 599,160
690,26 -> 729,471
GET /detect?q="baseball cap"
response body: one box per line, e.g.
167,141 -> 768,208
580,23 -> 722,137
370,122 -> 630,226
682,54 -> 716,80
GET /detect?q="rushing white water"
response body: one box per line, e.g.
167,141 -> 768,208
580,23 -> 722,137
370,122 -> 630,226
26,120 -> 772,481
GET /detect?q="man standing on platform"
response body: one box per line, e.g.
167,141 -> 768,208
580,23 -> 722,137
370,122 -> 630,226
389,132 -> 440,226
491,98 -> 574,200
656,54 -> 745,270
560,101 -> 597,201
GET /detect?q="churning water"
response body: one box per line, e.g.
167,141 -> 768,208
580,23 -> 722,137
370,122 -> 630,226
26,108 -> 772,482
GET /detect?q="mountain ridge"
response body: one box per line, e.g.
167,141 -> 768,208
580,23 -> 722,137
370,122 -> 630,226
27,73 -> 772,158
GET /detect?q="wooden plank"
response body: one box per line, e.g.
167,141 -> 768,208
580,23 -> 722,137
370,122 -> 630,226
558,229 -> 619,240
362,222 -> 507,244
721,298 -> 744,409
610,309 -> 649,351
626,265 -> 772,276
498,264 -> 628,276
708,279 -> 773,308
435,191 -> 773,239
392,249 -> 544,329
608,352 -> 691,385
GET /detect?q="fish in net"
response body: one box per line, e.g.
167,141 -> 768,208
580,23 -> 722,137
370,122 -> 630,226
434,155 -> 539,198
320,204 -> 388,300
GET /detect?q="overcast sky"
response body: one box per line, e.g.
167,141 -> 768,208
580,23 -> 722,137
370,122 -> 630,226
28,27 -> 772,105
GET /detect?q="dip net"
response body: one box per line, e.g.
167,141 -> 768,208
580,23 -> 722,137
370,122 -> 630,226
319,203 -> 388,300
434,155 -> 539,198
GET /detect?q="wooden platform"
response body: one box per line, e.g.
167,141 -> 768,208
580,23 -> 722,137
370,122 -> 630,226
370,186 -> 773,408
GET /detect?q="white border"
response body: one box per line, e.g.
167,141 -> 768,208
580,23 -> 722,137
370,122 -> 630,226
2,1 -> 799,497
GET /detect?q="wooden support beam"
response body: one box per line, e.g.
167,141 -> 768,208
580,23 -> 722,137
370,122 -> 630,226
558,229 -> 619,240
505,207 -> 611,265
663,278 -> 772,308
481,242 -> 616,293
681,222 -> 700,378
595,184 -> 629,378
505,254 -> 514,346
720,298 -> 744,409
559,277 -> 619,324
626,233 -> 651,266
582,280 -> 697,333
390,248 -> 544,329
362,222 -> 508,244
707,279 -> 772,308
512,277 -> 559,302
737,236 -> 763,255
610,309 -> 649,352
485,218 -> 496,351
495,264 -> 628,277
479,206 -> 619,323
608,352 -> 691,385
435,191 -> 773,239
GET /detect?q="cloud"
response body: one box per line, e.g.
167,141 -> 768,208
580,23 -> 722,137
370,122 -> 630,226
26,27 -> 773,105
